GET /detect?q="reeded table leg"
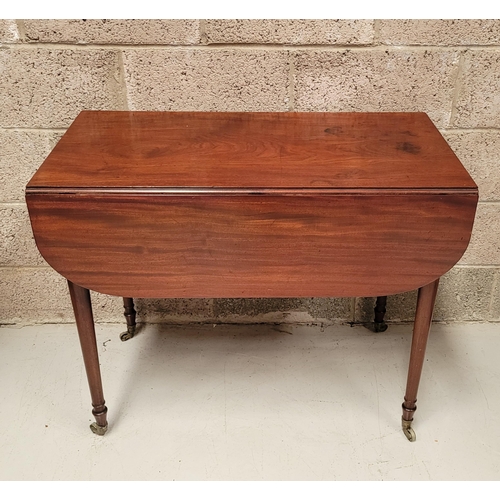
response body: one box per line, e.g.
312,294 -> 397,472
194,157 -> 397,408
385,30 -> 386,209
120,297 -> 136,341
401,278 -> 439,442
374,296 -> 388,332
68,280 -> 108,435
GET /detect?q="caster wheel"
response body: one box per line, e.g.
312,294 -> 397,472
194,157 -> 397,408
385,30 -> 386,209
402,418 -> 416,442
120,325 -> 135,342
120,331 -> 133,341
403,426 -> 416,442
90,422 -> 108,436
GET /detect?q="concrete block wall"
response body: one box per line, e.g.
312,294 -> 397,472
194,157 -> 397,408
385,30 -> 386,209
1,19 -> 499,326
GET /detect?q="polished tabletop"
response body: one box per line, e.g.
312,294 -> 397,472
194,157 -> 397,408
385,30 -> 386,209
27,111 -> 476,192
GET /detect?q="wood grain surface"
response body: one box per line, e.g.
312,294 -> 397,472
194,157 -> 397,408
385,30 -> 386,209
27,111 -> 476,191
26,192 -> 477,298
26,111 -> 478,298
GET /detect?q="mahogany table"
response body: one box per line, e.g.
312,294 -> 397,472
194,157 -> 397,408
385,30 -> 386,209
26,111 -> 478,441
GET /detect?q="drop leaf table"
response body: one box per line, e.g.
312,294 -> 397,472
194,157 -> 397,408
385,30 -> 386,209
26,111 -> 478,441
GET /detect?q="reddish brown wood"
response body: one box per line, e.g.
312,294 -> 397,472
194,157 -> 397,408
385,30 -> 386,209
26,192 -> 476,298
27,111 -> 476,191
24,112 -> 479,299
67,280 -> 108,433
402,279 -> 440,422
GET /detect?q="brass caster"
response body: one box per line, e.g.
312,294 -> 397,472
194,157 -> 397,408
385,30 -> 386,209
120,325 -> 135,342
402,418 -> 416,442
90,422 -> 108,436
374,321 -> 388,333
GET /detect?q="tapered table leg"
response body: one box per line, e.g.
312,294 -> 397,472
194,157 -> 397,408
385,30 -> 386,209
67,280 -> 108,435
374,296 -> 388,332
401,278 -> 439,441
120,297 -> 137,341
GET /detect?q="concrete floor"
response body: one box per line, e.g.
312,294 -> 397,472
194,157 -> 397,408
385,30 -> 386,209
0,321 -> 499,481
